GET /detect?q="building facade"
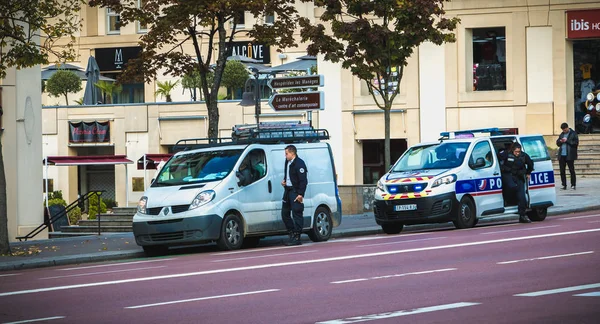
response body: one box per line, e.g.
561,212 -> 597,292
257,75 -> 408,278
27,0 -> 600,241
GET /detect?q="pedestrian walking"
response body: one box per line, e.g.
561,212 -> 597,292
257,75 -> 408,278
556,122 -> 579,190
281,145 -> 308,246
500,143 -> 534,223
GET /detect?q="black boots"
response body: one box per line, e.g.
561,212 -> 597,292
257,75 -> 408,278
519,214 -> 532,223
285,232 -> 302,246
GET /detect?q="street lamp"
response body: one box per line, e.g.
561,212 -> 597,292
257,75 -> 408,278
239,67 -> 261,127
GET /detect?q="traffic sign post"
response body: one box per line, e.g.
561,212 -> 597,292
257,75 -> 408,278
268,75 -> 324,90
268,91 -> 324,112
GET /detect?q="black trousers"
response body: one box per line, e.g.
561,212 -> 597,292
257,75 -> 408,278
282,188 -> 304,233
503,174 -> 527,216
558,156 -> 576,187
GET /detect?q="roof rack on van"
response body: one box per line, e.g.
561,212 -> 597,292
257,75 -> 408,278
439,127 -> 518,140
172,121 -> 329,152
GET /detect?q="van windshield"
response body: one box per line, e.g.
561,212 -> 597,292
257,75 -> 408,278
391,142 -> 471,172
153,149 -> 243,186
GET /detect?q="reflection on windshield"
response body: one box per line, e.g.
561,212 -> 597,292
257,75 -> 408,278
392,142 -> 471,172
153,150 -> 243,186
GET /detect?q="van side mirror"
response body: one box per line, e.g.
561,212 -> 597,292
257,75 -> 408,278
471,157 -> 486,169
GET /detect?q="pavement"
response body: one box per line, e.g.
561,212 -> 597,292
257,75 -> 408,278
1,178 -> 599,272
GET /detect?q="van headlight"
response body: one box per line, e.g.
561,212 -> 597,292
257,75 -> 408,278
137,196 -> 148,214
377,180 -> 385,192
189,190 -> 216,210
431,174 -> 457,188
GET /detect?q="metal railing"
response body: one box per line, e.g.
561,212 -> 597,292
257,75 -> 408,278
16,191 -> 104,241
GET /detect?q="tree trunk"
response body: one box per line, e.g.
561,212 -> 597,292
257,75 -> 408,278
384,106 -> 391,172
206,95 -> 219,140
64,93 -> 69,106
0,138 -> 11,255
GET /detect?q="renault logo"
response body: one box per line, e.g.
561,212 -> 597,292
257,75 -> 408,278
161,207 -> 170,216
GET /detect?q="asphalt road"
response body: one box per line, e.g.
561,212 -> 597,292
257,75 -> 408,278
1,211 -> 599,324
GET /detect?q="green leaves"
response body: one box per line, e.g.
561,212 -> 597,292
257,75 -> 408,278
155,80 -> 179,102
45,70 -> 82,105
0,0 -> 83,79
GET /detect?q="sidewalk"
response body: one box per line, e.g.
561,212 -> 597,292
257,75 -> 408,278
2,178 -> 599,271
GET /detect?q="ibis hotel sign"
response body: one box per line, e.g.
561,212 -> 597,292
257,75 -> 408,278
566,9 -> 600,39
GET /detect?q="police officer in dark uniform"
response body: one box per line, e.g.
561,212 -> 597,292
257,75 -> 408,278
281,145 -> 308,246
500,143 -> 534,223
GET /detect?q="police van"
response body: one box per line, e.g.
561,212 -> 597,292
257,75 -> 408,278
373,128 -> 556,234
133,122 -> 342,255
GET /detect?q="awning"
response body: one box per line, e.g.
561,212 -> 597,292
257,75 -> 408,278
262,55 -> 317,74
137,154 -> 173,170
43,155 -> 133,166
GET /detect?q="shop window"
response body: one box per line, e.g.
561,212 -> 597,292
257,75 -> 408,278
132,177 -> 145,192
137,0 -> 148,33
362,139 -> 407,184
107,8 -> 121,34
472,27 -> 506,91
265,13 -> 275,25
573,40 -> 600,134
233,10 -> 245,29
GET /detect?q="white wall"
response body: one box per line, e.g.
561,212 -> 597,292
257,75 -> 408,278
419,42 -> 447,142
526,27 -> 553,103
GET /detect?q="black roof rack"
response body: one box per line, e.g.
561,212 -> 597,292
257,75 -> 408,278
172,121 -> 329,152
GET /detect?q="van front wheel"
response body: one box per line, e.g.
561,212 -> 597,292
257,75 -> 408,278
453,197 -> 476,229
381,224 -> 403,234
527,207 -> 547,222
143,245 -> 168,257
308,207 -> 332,242
217,213 -> 244,250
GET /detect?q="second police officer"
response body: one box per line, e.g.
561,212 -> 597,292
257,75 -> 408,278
500,142 -> 534,223
281,145 -> 308,246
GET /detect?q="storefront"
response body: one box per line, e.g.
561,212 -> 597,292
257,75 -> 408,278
95,46 -> 145,104
567,9 -> 600,133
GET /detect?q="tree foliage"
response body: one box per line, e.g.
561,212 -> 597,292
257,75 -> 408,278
88,0 -> 299,139
221,60 -> 249,99
45,70 -> 82,105
182,68 -> 213,101
299,0 -> 459,169
0,0 -> 83,256
94,80 -> 122,104
155,79 -> 179,102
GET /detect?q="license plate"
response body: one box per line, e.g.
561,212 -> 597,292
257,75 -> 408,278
395,204 -> 417,211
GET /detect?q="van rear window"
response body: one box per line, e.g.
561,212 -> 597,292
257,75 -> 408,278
521,136 -> 550,162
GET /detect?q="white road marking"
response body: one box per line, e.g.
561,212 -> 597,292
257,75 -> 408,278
1,227 -> 599,297
559,214 -> 600,220
125,289 -> 279,309
515,283 -> 600,297
315,302 -> 480,324
40,266 -> 167,280
574,291 -> 600,297
3,316 -> 65,324
357,237 -> 446,248
480,225 -> 560,235
211,245 -> 308,255
331,268 -> 457,284
0,273 -> 20,278
212,250 -> 317,262
497,251 -> 594,264
57,258 -> 176,271
332,232 -> 433,242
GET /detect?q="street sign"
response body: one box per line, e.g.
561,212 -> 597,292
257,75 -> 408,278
268,75 -> 324,90
268,91 -> 324,111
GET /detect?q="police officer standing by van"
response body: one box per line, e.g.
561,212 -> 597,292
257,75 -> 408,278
281,145 -> 308,246
501,143 -> 534,223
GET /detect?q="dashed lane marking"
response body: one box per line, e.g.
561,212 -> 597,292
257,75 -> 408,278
3,316 -> 65,324
479,225 -> 560,235
315,302 -> 480,324
1,227 -> 599,297
212,250 -> 317,262
357,237 -> 446,248
0,273 -> 20,278
559,214 -> 600,220
331,268 -> 457,284
40,266 -> 167,280
574,291 -> 600,297
497,251 -> 594,264
125,289 -> 280,309
57,258 -> 176,271
515,283 -> 600,297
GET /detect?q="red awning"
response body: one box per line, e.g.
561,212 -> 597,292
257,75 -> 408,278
137,154 -> 173,170
44,155 -> 133,166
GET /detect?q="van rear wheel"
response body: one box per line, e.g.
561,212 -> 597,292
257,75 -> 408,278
527,207 -> 547,222
217,213 -> 244,250
308,207 -> 332,242
381,223 -> 404,234
454,197 -> 476,229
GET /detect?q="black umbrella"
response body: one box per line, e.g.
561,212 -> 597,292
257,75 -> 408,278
83,56 -> 103,105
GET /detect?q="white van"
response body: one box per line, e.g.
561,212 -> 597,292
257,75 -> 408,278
373,128 -> 556,234
133,125 -> 342,255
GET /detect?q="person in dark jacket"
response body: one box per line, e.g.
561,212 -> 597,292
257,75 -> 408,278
281,145 -> 308,246
501,143 -> 534,223
556,122 -> 579,190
